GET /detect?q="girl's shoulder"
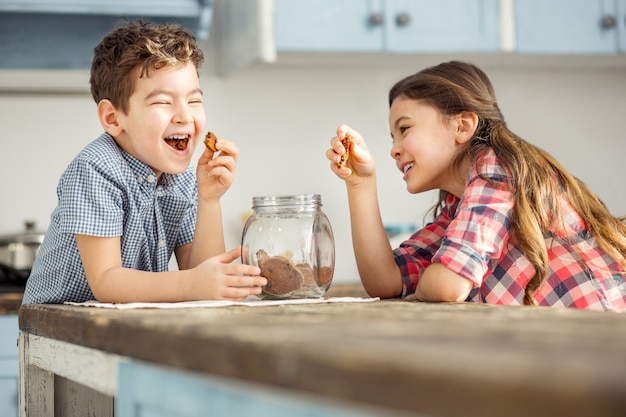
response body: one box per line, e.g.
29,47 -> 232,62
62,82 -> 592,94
471,148 -> 512,183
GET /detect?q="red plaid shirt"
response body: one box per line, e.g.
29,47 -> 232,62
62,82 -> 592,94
394,149 -> 626,312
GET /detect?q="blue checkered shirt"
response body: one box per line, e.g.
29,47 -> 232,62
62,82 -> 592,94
23,133 -> 198,304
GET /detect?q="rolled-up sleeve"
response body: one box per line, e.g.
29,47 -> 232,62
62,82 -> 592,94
394,151 -> 515,296
393,195 -> 455,297
433,164 -> 514,287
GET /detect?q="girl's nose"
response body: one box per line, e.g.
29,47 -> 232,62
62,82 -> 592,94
390,140 -> 402,160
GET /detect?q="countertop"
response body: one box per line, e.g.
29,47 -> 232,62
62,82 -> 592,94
0,292 -> 22,314
18,284 -> 626,417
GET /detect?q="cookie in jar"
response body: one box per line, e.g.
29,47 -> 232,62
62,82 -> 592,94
241,194 -> 335,299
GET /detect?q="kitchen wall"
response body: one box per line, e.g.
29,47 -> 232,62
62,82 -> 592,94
1,59 -> 625,284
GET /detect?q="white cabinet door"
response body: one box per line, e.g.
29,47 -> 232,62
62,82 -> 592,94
384,0 -> 500,53
515,0 -> 620,54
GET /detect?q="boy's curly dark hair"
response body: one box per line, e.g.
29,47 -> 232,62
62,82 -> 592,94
90,19 -> 204,114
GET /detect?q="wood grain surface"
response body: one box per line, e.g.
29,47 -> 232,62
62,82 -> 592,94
18,285 -> 626,417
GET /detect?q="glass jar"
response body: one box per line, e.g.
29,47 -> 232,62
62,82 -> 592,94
241,194 -> 335,299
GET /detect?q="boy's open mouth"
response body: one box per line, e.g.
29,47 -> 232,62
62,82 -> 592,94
164,135 -> 190,151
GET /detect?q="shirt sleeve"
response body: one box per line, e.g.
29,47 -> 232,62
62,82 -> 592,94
394,152 -> 515,296
433,164 -> 515,288
393,195 -> 455,297
173,181 -> 197,248
56,156 -> 124,237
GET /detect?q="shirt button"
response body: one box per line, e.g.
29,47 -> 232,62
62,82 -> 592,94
137,176 -> 144,183
158,239 -> 166,248
147,175 -> 156,183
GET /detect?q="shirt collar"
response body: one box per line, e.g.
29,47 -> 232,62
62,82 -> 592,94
105,133 -> 175,189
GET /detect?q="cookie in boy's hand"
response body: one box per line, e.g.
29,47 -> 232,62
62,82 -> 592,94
204,131 -> 218,152
337,133 -> 352,168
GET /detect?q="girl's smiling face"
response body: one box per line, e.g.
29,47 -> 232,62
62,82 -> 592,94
388,96 -> 470,198
111,62 -> 206,178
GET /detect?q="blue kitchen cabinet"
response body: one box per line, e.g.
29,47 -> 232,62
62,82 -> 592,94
384,0 -> 500,53
619,0 -> 626,52
0,0 -> 214,69
274,0 -> 500,53
0,315 -> 19,417
515,0 -> 626,54
274,0 -> 384,52
117,361 -> 400,417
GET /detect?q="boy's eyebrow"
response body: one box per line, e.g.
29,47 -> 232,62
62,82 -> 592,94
144,88 -> 204,100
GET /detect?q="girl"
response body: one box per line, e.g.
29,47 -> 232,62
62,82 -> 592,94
327,61 -> 626,311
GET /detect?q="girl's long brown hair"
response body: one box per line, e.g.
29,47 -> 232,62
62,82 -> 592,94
389,61 -> 626,305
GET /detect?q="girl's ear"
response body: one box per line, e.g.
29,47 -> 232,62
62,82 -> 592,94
97,99 -> 123,137
454,111 -> 479,144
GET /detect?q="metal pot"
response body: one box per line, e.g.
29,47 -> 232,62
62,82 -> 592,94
0,220 -> 45,274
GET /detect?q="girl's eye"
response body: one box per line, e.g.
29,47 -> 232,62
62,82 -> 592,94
399,126 -> 409,134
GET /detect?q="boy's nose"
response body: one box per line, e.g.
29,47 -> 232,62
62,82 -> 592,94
173,107 -> 194,124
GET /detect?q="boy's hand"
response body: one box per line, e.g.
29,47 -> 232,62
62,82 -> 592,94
196,138 -> 238,201
189,247 -> 268,301
327,124 -> 374,182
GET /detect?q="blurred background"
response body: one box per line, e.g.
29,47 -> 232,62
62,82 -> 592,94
1,0 -> 625,284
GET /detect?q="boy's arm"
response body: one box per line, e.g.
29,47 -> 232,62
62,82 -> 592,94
178,197 -> 225,270
75,234 -> 264,303
76,234 -> 190,302
181,138 -> 238,270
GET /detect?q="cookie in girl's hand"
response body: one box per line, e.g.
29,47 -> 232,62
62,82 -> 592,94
337,133 -> 352,168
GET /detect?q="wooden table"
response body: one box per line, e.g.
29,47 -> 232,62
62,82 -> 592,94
18,285 -> 626,417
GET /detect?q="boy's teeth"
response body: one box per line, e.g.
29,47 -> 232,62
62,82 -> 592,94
164,136 -> 189,150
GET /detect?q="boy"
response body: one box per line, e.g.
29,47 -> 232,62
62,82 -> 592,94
23,20 -> 266,304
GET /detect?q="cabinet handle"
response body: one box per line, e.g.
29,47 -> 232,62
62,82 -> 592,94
600,15 -> 616,29
368,13 -> 384,27
396,13 -> 410,27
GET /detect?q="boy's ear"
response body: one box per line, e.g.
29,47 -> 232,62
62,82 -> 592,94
455,111 -> 479,144
97,99 -> 123,136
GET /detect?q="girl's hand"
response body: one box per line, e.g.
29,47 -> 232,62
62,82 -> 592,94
189,247 -> 268,301
326,124 -> 375,182
196,138 -> 239,201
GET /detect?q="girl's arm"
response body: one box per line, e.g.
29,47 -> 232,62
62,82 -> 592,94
410,263 -> 473,302
328,125 -> 403,298
346,176 -> 403,298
